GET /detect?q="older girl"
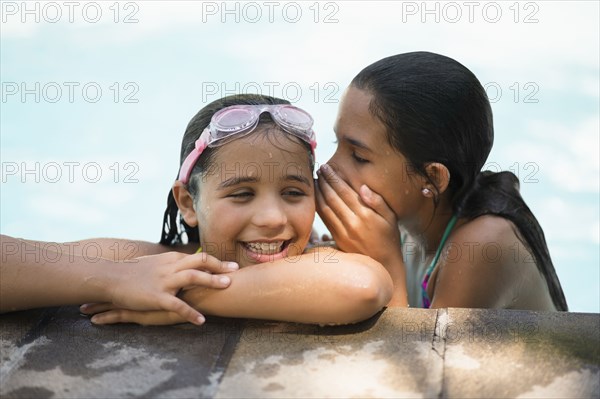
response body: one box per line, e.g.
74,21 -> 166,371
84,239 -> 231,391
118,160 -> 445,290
316,51 -> 567,310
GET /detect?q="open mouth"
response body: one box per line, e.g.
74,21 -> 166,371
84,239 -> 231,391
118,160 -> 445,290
241,239 -> 292,262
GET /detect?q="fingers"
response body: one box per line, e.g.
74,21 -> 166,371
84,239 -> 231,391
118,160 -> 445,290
91,308 -> 191,326
318,164 -> 364,213
158,295 -> 206,325
175,252 -> 239,273
359,185 -> 397,222
316,164 -> 397,226
315,181 -> 344,239
82,292 -> 210,325
80,302 -> 116,315
173,269 -> 232,290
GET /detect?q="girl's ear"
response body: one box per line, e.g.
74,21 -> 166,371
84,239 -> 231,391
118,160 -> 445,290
424,162 -> 451,195
172,181 -> 198,227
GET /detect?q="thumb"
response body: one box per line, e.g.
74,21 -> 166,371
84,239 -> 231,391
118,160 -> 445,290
359,185 -> 397,222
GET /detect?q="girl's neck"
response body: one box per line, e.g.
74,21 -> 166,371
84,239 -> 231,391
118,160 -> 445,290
405,199 -> 455,254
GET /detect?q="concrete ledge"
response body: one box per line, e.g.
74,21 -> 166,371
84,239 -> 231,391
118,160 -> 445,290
1,307 -> 598,398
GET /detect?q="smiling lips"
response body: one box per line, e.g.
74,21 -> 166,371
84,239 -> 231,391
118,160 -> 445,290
241,240 -> 291,262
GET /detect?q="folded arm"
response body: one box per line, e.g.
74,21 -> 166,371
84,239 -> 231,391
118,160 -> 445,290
86,247 -> 394,326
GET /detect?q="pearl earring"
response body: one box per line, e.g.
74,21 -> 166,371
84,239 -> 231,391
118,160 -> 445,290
422,188 -> 431,196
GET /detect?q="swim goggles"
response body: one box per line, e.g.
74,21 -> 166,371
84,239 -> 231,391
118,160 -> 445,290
178,104 -> 317,184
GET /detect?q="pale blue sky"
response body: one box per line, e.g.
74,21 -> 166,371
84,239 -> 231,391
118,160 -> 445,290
1,1 -> 598,312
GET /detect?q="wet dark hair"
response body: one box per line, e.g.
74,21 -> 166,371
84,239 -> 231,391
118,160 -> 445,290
160,94 -> 313,247
351,51 -> 568,311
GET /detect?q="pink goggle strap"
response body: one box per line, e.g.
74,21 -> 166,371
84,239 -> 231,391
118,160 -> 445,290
178,135 -> 208,184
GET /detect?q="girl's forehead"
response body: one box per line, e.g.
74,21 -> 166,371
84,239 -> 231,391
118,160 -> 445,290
216,130 -> 309,159
201,131 -> 314,185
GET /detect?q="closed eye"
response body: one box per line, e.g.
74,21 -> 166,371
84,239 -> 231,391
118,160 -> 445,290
228,191 -> 253,199
352,151 -> 369,164
283,188 -> 307,197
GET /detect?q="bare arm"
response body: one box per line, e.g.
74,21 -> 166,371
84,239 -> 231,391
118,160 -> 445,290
15,236 -> 192,261
0,234 -> 236,323
1,235 -> 119,312
183,247 -> 393,324
86,247 -> 394,326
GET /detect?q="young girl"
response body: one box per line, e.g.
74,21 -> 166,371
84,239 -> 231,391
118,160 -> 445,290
77,94 -> 393,325
316,51 -> 568,311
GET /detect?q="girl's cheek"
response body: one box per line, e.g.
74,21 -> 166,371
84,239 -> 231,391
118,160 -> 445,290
301,201 -> 317,232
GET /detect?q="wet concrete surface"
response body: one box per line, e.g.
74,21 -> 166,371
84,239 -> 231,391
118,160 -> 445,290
1,306 -> 598,398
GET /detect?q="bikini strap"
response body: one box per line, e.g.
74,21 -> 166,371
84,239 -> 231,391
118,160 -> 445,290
421,215 -> 458,307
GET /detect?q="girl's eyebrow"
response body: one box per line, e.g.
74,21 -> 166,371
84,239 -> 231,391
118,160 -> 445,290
217,174 -> 311,189
343,136 -> 373,152
218,176 -> 260,189
284,174 -> 312,187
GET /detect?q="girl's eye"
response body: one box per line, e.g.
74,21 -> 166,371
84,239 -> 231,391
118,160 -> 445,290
228,191 -> 253,199
283,189 -> 307,197
352,151 -> 369,164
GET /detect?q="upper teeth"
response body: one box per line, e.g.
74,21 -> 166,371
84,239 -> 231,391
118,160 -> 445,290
245,241 -> 284,254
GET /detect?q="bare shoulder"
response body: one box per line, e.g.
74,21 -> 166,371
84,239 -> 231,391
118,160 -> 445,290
446,214 -> 526,272
430,215 -> 532,308
452,214 -> 518,244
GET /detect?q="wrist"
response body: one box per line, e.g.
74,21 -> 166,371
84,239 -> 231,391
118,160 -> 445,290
81,257 -> 119,304
379,249 -> 404,273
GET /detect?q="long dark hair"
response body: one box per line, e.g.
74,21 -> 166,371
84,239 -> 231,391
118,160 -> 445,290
351,51 -> 568,311
160,94 -> 291,246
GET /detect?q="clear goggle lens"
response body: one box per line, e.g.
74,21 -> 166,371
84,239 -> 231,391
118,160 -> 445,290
208,105 -> 314,146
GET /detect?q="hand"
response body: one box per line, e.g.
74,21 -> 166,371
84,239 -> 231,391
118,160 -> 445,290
315,164 -> 402,267
87,252 -> 238,325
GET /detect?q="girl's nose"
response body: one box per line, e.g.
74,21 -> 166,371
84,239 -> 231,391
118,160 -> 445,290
251,198 -> 288,229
